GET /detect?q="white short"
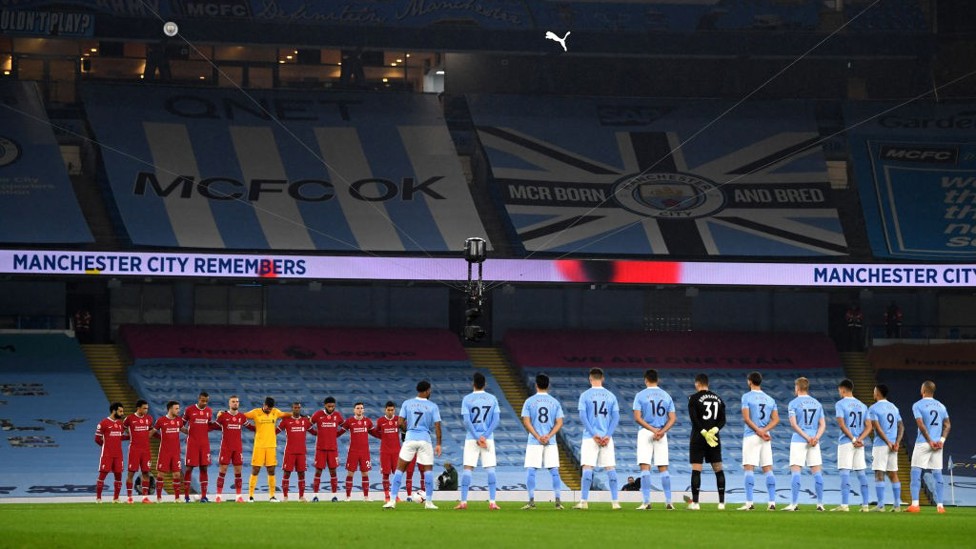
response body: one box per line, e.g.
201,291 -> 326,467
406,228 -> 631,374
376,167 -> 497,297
911,442 -> 943,470
837,442 -> 866,471
872,445 -> 898,472
789,441 -> 823,467
636,429 -> 669,466
524,443 -> 560,469
398,440 -> 434,467
463,439 -> 497,468
741,435 -> 773,468
580,437 -> 616,468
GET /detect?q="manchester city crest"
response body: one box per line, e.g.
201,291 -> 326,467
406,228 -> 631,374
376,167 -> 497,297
613,172 -> 726,219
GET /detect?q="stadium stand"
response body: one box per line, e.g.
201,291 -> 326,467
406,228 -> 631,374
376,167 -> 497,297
0,333 -> 109,497
505,330 -> 856,503
122,325 -> 545,494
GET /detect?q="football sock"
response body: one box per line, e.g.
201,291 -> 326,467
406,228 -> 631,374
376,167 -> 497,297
461,469 -> 472,502
932,470 -> 944,504
298,473 -> 306,498
113,473 -> 122,500
235,473 -> 242,495
892,482 -> 901,506
716,470 -> 726,503
875,480 -> 885,506
362,474 -> 369,498
268,475 -> 276,499
217,472 -> 226,495
126,480 -> 133,498
691,470 -> 702,503
249,474 -> 258,499
390,470 -> 404,499
790,472 -> 801,505
814,472 -> 824,504
96,471 -> 107,499
840,470 -> 851,505
641,470 -> 652,504
313,472 -> 321,494
424,471 -> 434,502
581,469 -> 594,500
421,470 -> 427,492
910,467 -> 922,501
330,473 -> 338,494
486,468 -> 497,501
142,474 -> 149,496
174,476 -> 181,499
526,468 -> 537,500
857,472 -> 869,506
156,476 -> 164,499
744,470 -> 755,502
200,468 -> 208,498
406,471 -> 413,496
282,475 -> 290,498
660,471 -> 671,504
765,472 -> 776,504
549,468 -> 562,500
345,477 -> 353,498
607,469 -> 619,501
383,474 -> 391,499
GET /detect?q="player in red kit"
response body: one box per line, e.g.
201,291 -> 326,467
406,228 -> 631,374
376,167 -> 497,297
341,402 -> 374,502
182,391 -> 213,502
152,400 -> 185,502
123,399 -> 153,503
95,402 -> 126,503
373,401 -> 403,502
214,395 -> 249,503
310,396 -> 344,502
278,402 -> 313,502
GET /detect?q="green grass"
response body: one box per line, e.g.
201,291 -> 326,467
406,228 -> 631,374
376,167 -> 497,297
3,502 -> 975,548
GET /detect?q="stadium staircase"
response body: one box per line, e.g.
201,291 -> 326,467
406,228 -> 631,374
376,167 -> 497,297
83,344 -> 171,495
466,347 -> 581,490
840,351 -> 921,506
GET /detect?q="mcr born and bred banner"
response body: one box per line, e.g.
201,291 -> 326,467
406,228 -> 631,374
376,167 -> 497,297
82,83 -> 488,251
468,95 -> 846,257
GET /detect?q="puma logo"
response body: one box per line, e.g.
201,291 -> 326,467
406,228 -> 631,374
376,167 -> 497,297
545,31 -> 571,52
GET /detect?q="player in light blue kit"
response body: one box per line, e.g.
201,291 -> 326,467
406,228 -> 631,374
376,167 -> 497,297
867,384 -> 903,511
520,373 -> 565,510
738,371 -> 780,511
784,377 -> 826,511
632,369 -> 676,510
908,380 -> 951,514
383,380 -> 442,510
575,368 -> 620,510
832,379 -> 873,512
456,372 -> 501,510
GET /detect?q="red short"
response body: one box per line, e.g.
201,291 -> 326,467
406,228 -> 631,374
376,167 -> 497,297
127,447 -> 152,473
184,441 -> 211,467
345,451 -> 371,473
157,453 -> 182,473
282,453 -> 308,473
99,454 -> 123,474
315,449 -> 339,470
380,451 -> 399,475
218,447 -> 243,467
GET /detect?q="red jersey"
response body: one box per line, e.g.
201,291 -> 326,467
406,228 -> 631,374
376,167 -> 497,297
311,410 -> 344,450
278,415 -> 313,455
154,416 -> 184,456
374,415 -> 401,453
123,413 -> 154,450
215,411 -> 248,452
183,405 -> 213,445
95,417 -> 125,457
341,416 -> 373,453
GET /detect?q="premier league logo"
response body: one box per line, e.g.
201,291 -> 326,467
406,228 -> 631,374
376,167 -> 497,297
0,136 -> 20,167
613,172 -> 726,219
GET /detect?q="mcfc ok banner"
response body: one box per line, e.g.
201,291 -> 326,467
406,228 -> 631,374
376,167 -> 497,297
846,102 -> 976,260
468,95 -> 846,257
83,83 -> 488,252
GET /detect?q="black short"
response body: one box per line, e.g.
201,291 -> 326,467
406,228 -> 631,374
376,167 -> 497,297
689,437 -> 723,464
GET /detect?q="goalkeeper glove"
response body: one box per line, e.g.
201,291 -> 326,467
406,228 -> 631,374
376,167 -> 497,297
700,428 -> 719,448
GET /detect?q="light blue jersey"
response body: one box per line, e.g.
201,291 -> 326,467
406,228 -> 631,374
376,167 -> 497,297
835,396 -> 868,443
579,386 -> 620,438
632,386 -> 675,429
399,397 -> 441,443
868,400 -> 901,445
462,391 -> 500,441
741,390 -> 776,437
912,397 -> 949,444
521,393 -> 564,446
788,395 -> 824,443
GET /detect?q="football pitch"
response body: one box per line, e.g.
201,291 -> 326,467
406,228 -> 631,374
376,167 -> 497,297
3,503 -> 976,548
